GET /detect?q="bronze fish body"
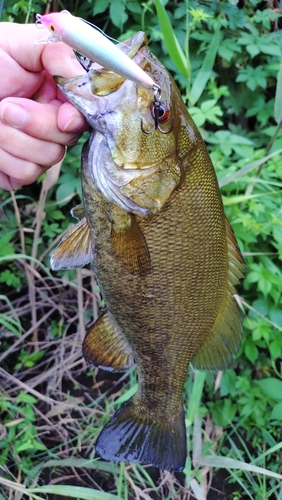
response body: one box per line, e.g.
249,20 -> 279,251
51,32 -> 244,471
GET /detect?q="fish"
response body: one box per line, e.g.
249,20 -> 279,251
50,31 -> 244,472
35,11 -> 158,91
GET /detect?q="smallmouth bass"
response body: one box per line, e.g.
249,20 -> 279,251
51,32 -> 244,471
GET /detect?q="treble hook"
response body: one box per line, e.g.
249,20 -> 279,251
35,13 -> 44,27
141,85 -> 174,135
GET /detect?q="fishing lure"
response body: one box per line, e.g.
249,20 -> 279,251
36,11 -> 159,91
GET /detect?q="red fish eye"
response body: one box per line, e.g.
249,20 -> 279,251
150,103 -> 170,122
50,23 -> 55,32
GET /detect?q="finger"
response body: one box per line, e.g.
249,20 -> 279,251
0,23 -> 83,76
57,101 -> 89,133
32,70 -> 58,104
0,23 -> 85,100
0,46 -> 44,100
0,119 -> 66,166
0,148 -> 46,190
0,98 -> 85,144
42,41 -> 86,79
0,23 -> 49,73
0,170 -> 22,191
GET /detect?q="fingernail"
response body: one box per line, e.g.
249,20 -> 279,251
63,114 -> 85,132
0,103 -> 28,128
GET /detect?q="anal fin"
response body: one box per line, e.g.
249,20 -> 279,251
83,311 -> 134,371
51,216 -> 93,270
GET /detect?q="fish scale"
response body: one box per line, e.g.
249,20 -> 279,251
51,31 -> 244,471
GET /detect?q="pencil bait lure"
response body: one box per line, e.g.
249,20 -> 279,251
35,11 -> 160,92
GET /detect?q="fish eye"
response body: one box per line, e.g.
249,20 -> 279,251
150,103 -> 170,122
49,23 -> 56,32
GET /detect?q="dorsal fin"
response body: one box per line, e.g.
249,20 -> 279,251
51,216 -> 93,270
192,218 -> 245,371
83,311 -> 134,371
225,217 -> 245,290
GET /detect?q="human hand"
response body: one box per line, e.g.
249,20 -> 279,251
0,22 -> 88,190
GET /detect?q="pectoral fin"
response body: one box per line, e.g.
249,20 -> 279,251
83,311 -> 134,371
51,216 -> 93,270
111,215 -> 151,276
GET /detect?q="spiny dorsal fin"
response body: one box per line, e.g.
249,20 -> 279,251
51,216 -> 93,270
191,218 -> 245,371
83,311 -> 134,371
111,215 -> 151,276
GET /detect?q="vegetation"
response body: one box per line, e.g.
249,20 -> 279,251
1,0 -> 282,498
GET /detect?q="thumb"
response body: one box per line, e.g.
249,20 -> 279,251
42,41 -> 86,79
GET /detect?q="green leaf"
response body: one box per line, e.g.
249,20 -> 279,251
154,0 -> 189,78
270,401 -> 282,420
28,485 -> 119,500
49,210 -> 65,221
189,28 -> 222,105
218,38 -> 241,62
114,383 -> 137,405
40,458 -> 116,474
222,191 -> 278,206
16,438 -> 46,453
259,41 -> 281,57
244,341 -> 258,363
56,173 -> 81,205
109,0 -> 128,29
0,313 -> 22,337
219,149 -> 282,187
256,378 -> 282,402
186,371 -> 206,425
16,392 -> 37,405
269,307 -> 282,326
199,456 -> 282,480
247,44 -> 260,58
269,339 -> 281,360
209,398 -> 236,427
93,0 -> 111,16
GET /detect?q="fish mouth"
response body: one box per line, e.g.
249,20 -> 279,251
54,73 -> 99,123
54,76 -> 66,85
54,74 -> 86,86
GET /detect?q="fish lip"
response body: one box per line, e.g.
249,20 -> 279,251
56,72 -> 123,126
55,73 -> 99,119
54,74 -> 87,86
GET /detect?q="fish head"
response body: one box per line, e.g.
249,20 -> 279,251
56,32 -> 187,214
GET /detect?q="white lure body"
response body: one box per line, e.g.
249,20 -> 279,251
36,11 -> 158,90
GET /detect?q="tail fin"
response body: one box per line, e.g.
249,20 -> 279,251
95,398 -> 187,472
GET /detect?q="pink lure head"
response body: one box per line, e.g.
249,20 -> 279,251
35,12 -> 70,37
